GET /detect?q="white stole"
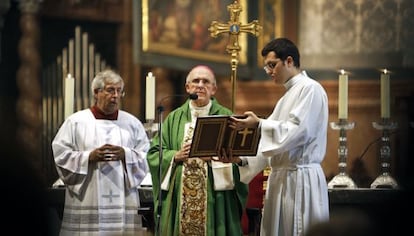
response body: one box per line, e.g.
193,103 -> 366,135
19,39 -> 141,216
95,121 -> 126,228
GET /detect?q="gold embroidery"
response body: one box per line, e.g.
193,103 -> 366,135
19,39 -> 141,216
183,126 -> 194,145
180,159 -> 207,235
179,122 -> 208,235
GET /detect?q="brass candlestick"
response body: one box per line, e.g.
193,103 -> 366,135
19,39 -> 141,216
328,119 -> 357,189
370,118 -> 398,189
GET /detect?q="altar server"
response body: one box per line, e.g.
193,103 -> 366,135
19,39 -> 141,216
222,38 -> 330,236
52,69 -> 149,235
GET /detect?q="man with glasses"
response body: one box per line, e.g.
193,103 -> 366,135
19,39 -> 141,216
147,65 -> 248,236
219,38 -> 330,235
52,69 -> 150,235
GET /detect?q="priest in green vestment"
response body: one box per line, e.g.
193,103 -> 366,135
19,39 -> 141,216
147,65 -> 248,236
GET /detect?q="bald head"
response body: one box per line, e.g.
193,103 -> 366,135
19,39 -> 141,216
186,65 -> 216,85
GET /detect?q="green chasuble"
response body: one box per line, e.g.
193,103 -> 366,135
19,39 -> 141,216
147,98 -> 248,236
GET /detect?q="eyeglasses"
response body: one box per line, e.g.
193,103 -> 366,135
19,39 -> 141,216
101,87 -> 125,97
263,60 -> 281,73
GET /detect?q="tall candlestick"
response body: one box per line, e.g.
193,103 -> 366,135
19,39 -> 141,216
381,69 -> 390,118
64,73 -> 75,119
146,72 -> 155,120
338,70 -> 348,119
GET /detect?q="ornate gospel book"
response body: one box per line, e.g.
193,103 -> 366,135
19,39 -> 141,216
189,115 -> 260,157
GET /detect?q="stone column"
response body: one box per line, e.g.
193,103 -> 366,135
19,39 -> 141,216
16,0 -> 43,181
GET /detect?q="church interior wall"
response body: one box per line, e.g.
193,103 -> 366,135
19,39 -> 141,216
0,0 -> 413,190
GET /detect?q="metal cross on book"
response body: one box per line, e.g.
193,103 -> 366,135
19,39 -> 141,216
209,0 -> 262,112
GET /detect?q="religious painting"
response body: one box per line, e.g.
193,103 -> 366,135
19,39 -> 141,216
258,0 -> 284,65
141,0 -> 248,64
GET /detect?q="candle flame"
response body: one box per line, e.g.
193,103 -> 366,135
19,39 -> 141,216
383,69 -> 388,74
340,69 -> 345,75
148,72 -> 153,77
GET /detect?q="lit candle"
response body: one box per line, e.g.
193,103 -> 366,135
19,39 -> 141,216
145,72 -> 155,120
64,73 -> 75,119
381,69 -> 390,118
338,69 -> 348,119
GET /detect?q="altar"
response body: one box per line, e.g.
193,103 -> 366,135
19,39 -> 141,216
47,186 -> 406,234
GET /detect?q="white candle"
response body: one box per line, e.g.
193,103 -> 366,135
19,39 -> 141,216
381,70 -> 390,118
145,72 -> 156,120
64,73 -> 75,119
338,70 -> 348,119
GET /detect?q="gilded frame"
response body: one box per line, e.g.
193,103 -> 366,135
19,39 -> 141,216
141,0 -> 248,64
258,0 -> 284,65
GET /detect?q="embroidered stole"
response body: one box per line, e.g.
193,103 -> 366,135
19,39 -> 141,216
179,102 -> 210,235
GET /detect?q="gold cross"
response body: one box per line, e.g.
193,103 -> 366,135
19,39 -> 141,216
209,0 -> 262,112
238,128 -> 253,147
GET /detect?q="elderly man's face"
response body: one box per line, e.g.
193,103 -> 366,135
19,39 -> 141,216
95,82 -> 123,114
185,68 -> 217,106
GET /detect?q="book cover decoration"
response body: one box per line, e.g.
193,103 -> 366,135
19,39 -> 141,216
189,115 -> 260,157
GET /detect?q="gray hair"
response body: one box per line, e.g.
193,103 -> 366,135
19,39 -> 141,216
91,69 -> 124,94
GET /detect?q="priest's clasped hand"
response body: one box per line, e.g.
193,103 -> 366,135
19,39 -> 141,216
174,142 -> 191,163
174,142 -> 214,163
89,144 -> 125,162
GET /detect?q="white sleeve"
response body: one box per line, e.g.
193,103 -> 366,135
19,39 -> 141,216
52,118 -> 91,195
123,119 -> 150,189
161,158 -> 174,190
211,160 -> 234,190
238,153 -> 269,184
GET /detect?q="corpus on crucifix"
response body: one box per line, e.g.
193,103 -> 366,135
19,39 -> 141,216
208,0 -> 262,112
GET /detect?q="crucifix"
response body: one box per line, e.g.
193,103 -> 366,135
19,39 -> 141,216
209,0 -> 262,112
